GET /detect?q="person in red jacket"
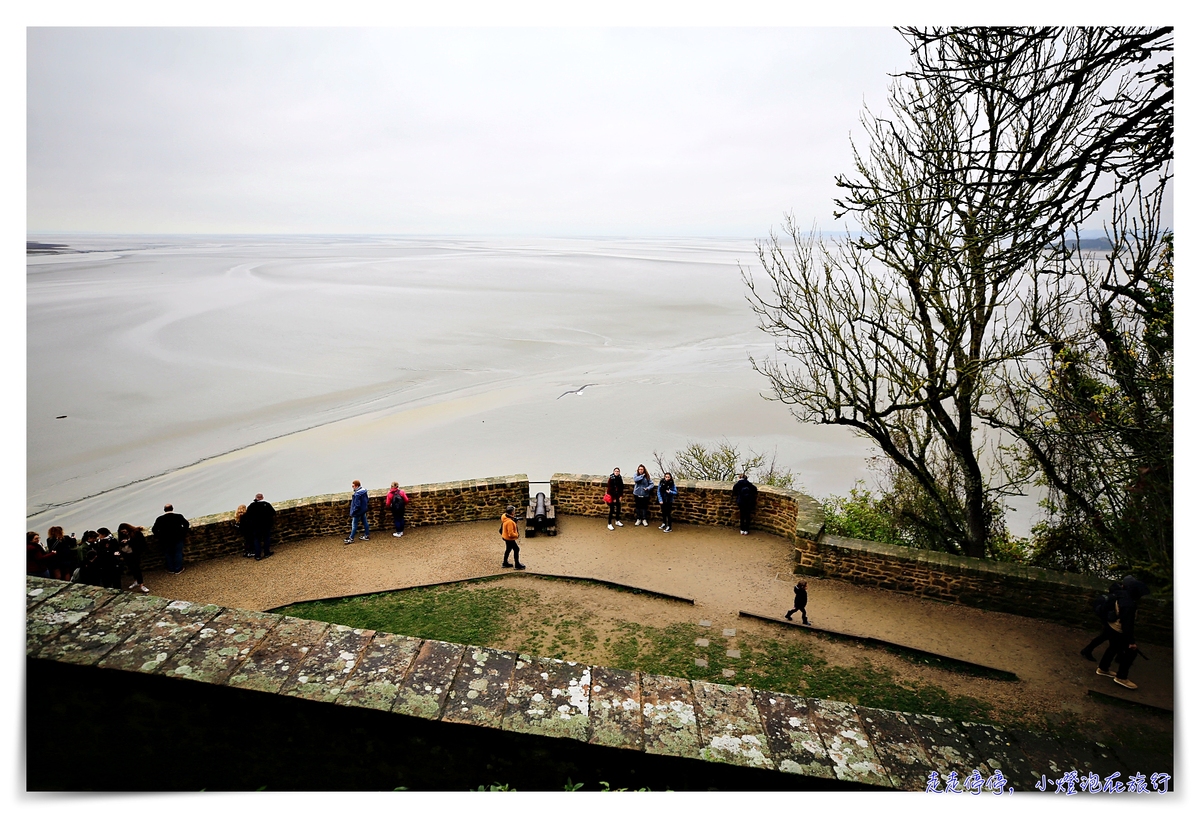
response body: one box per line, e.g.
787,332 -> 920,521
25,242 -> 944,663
500,505 -> 524,570
27,531 -> 56,577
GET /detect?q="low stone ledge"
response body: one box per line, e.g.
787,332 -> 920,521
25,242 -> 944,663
26,576 -> 1167,791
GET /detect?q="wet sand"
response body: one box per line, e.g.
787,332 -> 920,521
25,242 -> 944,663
146,516 -> 1174,721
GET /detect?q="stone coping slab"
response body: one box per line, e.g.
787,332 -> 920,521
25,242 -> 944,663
25,577 -> 1163,790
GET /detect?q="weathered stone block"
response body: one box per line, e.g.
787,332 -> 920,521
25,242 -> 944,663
443,646 -> 518,729
26,576 -> 68,610
908,713 -> 984,779
588,665 -> 642,751
335,632 -> 423,712
503,656 -> 591,742
26,584 -> 120,654
693,681 -> 772,769
392,639 -> 464,720
640,674 -> 701,759
227,615 -> 330,694
282,623 -> 375,703
158,608 -> 277,685
97,600 -> 223,674
35,592 -> 172,666
753,691 -> 835,779
960,722 -> 1037,791
808,698 -> 892,788
855,706 -> 931,790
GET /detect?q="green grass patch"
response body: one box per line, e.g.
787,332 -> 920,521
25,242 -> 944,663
274,584 -> 537,647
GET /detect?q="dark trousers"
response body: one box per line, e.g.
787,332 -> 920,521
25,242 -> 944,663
634,495 -> 650,522
252,531 -> 272,558
739,505 -> 754,532
124,554 -> 143,585
1099,628 -> 1136,680
392,509 -> 406,533
1084,625 -> 1116,657
786,599 -> 809,624
164,540 -> 184,573
661,502 -> 673,528
503,540 -> 521,566
607,499 -> 622,523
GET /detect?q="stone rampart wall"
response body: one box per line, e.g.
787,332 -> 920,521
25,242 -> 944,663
138,475 -> 529,571
799,534 -> 1173,645
549,473 -> 825,542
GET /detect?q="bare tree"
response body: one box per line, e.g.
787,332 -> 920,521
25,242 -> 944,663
745,28 -> 1169,559
981,176 -> 1172,580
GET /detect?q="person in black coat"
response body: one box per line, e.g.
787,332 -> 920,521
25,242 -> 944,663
94,527 -> 124,589
46,526 -> 78,581
117,523 -> 149,593
152,504 -> 191,574
732,474 -> 757,535
76,531 -> 103,586
785,580 -> 810,624
1093,575 -> 1149,690
243,493 -> 277,560
606,468 -> 625,530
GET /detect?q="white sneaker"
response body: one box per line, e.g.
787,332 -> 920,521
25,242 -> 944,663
664,527 -> 671,533
360,536 -> 370,541
615,520 -> 623,527
393,532 -> 403,538
138,585 -> 149,593
608,524 -> 615,531
659,523 -> 666,530
740,530 -> 747,535
128,582 -> 139,590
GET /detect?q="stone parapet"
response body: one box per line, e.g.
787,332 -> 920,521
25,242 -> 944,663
549,473 -> 825,543
27,576 -> 1161,791
137,475 -> 529,571
798,534 -> 1173,645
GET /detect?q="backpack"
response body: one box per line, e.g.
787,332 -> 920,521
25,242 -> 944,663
390,490 -> 408,510
1093,592 -> 1118,623
741,482 -> 758,505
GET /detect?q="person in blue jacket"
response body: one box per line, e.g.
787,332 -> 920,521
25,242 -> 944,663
345,480 -> 370,543
657,472 -> 678,532
631,464 -> 655,526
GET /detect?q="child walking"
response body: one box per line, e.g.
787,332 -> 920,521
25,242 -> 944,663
785,580 -> 810,625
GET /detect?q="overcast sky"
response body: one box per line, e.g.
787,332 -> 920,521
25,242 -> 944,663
28,27 -> 916,236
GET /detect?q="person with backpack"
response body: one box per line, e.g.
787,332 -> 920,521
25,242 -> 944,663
631,464 -> 654,526
605,467 -> 625,531
732,473 -> 758,535
656,472 -> 678,532
344,480 -> 370,543
1084,575 -> 1150,690
500,505 -> 524,569
1081,580 -> 1124,661
386,482 -> 409,538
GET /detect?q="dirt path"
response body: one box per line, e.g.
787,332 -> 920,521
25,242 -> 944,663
145,516 -> 1174,719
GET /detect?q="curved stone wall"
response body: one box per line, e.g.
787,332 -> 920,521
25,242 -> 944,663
549,473 -> 825,543
139,475 -> 530,570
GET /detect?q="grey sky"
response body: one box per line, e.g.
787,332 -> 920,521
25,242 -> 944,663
28,27 -> 914,236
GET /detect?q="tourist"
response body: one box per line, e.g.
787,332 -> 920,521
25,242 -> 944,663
345,480 -> 370,543
500,504 -> 525,569
244,493 -> 277,560
631,464 -> 654,526
606,467 -> 625,530
785,580 -> 810,625
386,482 -> 409,538
233,504 -> 253,557
26,531 -> 55,578
152,503 -> 191,574
46,526 -> 79,581
76,531 -> 102,586
117,523 -> 150,593
732,473 -> 758,535
95,528 -> 124,589
1091,574 -> 1150,690
656,472 -> 677,532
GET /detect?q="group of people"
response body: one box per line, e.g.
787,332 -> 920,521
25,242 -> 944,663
1081,574 -> 1151,691
234,494 -> 277,560
602,466 -> 759,534
26,523 -> 151,593
342,480 -> 410,544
